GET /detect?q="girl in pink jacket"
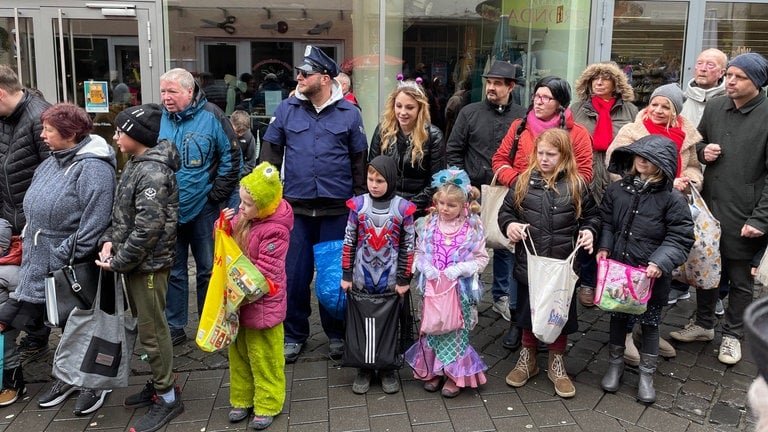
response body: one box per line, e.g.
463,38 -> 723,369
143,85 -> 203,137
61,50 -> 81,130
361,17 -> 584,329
222,162 -> 293,430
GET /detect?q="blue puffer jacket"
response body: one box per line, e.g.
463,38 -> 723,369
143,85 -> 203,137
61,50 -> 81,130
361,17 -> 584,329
159,84 -> 240,223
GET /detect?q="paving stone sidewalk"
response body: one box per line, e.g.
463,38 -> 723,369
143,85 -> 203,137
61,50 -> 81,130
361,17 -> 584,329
4,263 -> 764,431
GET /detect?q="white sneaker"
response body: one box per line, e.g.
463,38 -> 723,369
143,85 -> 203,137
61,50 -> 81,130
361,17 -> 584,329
715,299 -> 725,317
492,296 -> 511,321
667,289 -> 691,305
718,336 -> 741,365
669,320 -> 715,342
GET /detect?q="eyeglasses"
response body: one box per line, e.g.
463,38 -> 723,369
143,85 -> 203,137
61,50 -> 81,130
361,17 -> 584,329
696,61 -> 721,71
297,69 -> 319,79
114,130 -> 124,137
533,94 -> 554,103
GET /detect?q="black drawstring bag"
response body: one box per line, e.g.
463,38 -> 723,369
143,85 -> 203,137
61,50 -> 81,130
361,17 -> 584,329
342,289 -> 402,370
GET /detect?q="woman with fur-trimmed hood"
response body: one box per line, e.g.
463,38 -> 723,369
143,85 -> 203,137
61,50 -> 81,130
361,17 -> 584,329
571,62 -> 638,204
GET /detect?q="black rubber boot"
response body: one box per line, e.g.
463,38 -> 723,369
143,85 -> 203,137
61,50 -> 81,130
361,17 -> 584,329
601,344 -> 625,392
502,312 -> 521,350
637,353 -> 657,403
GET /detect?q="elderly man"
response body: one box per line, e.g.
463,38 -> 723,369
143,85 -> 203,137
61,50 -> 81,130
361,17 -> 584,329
445,61 -> 527,349
158,68 -> 240,346
671,53 -> 768,365
261,46 -> 367,363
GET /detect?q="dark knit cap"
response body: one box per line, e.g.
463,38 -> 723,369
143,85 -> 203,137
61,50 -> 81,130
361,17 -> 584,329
535,76 -> 572,107
115,104 -> 162,147
728,52 -> 768,90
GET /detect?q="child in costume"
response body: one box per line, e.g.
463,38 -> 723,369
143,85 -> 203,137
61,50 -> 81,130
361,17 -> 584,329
598,134 -> 693,404
222,162 -> 294,430
341,155 -> 417,394
406,167 -> 489,398
498,128 -> 599,399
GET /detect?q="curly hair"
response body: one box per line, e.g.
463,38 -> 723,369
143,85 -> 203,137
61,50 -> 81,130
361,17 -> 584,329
378,82 -> 432,167
574,62 -> 635,102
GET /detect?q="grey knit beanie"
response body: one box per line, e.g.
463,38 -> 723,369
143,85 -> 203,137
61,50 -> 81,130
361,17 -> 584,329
728,52 -> 768,90
650,83 -> 685,115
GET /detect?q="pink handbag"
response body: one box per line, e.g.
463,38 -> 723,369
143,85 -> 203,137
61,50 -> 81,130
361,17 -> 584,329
420,274 -> 464,335
594,257 -> 654,315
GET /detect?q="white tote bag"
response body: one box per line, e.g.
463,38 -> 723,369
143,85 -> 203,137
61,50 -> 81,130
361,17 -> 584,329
480,167 -> 514,251
523,230 -> 580,344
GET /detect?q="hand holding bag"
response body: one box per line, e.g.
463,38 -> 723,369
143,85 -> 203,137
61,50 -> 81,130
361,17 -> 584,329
672,186 -> 722,290
420,273 -> 464,335
44,233 -> 111,328
595,257 -> 654,314
480,167 -> 514,251
523,230 -> 580,344
52,274 -> 137,389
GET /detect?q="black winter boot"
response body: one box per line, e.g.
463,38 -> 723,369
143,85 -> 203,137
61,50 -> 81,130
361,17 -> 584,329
637,353 -> 657,403
0,366 -> 25,406
601,344 -> 625,392
502,312 -> 521,350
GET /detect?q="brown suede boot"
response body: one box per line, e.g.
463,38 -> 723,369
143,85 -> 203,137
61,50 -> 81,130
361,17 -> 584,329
548,351 -> 575,398
506,346 -> 539,387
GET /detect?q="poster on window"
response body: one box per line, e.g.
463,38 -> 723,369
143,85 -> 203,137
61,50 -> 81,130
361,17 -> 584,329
84,81 -> 109,113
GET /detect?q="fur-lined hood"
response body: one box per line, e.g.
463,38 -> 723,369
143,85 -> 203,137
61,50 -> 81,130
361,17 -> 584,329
575,62 -> 635,102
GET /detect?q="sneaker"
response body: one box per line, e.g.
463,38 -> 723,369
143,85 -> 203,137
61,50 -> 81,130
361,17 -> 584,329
130,389 -> 184,432
352,369 -> 372,394
284,342 -> 303,363
715,298 -> 725,317
18,341 -> 51,365
667,288 -> 691,305
73,388 -> 111,415
251,415 -> 274,430
329,338 -> 344,359
669,320 -> 715,342
38,379 -> 77,408
380,370 -> 400,394
228,407 -> 252,423
0,386 -> 26,406
492,296 -> 511,321
718,336 -> 742,365
170,328 -> 187,346
124,380 -> 156,409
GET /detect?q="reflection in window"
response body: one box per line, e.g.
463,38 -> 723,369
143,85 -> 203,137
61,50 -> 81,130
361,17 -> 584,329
611,1 -> 688,107
704,3 -> 768,58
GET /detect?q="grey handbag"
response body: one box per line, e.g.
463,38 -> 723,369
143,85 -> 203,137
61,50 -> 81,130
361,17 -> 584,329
52,274 -> 137,389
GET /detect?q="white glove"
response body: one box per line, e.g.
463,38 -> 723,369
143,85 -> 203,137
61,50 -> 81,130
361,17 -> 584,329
444,262 -> 478,280
422,264 -> 439,280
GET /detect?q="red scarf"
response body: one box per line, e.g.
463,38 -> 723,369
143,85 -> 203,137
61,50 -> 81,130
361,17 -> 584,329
591,96 -> 616,151
643,114 -> 686,177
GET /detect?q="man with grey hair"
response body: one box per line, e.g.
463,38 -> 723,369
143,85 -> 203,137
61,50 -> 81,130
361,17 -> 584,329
158,68 -> 240,346
336,72 -> 359,108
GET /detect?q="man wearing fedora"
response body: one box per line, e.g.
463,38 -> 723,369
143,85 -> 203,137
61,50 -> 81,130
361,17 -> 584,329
445,60 -> 527,350
261,46 -> 368,363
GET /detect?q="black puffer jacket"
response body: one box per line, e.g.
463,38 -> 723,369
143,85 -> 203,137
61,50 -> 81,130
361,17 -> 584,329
498,171 -> 600,286
0,91 -> 51,234
445,98 -> 527,188
100,139 -> 181,273
368,123 -> 444,212
599,134 -> 694,306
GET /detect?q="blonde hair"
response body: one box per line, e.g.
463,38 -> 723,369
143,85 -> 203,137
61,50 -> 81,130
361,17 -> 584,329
643,96 -> 677,128
430,184 -> 481,215
379,83 -> 431,167
629,157 -> 665,183
513,129 -> 585,218
230,110 -> 251,133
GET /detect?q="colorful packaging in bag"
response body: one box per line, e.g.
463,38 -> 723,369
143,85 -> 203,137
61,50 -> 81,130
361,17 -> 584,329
595,257 -> 653,315
196,213 -> 276,352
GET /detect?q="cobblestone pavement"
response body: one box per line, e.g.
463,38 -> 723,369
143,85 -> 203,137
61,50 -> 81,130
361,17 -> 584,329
3,261 -> 764,431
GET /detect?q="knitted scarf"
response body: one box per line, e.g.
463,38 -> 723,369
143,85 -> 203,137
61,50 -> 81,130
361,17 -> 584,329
643,115 -> 686,178
526,109 -> 562,138
591,96 -> 616,151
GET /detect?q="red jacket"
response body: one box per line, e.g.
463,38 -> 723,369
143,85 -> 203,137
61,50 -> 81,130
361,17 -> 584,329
0,236 -> 22,266
491,111 -> 594,187
236,200 -> 293,330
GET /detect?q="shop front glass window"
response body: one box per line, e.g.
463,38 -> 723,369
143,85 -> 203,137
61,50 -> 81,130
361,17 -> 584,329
611,1 -> 688,108
704,2 -> 768,59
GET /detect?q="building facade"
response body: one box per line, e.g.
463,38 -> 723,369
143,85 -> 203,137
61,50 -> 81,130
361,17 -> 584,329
1,0 -> 766,149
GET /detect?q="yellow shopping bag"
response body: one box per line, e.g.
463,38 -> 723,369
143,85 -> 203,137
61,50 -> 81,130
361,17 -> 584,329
196,212 -> 276,352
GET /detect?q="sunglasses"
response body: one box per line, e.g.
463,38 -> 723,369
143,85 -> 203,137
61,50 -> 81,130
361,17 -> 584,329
297,69 -> 319,78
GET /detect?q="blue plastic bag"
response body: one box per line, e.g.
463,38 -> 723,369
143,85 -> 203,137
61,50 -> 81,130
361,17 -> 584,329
313,240 -> 347,320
